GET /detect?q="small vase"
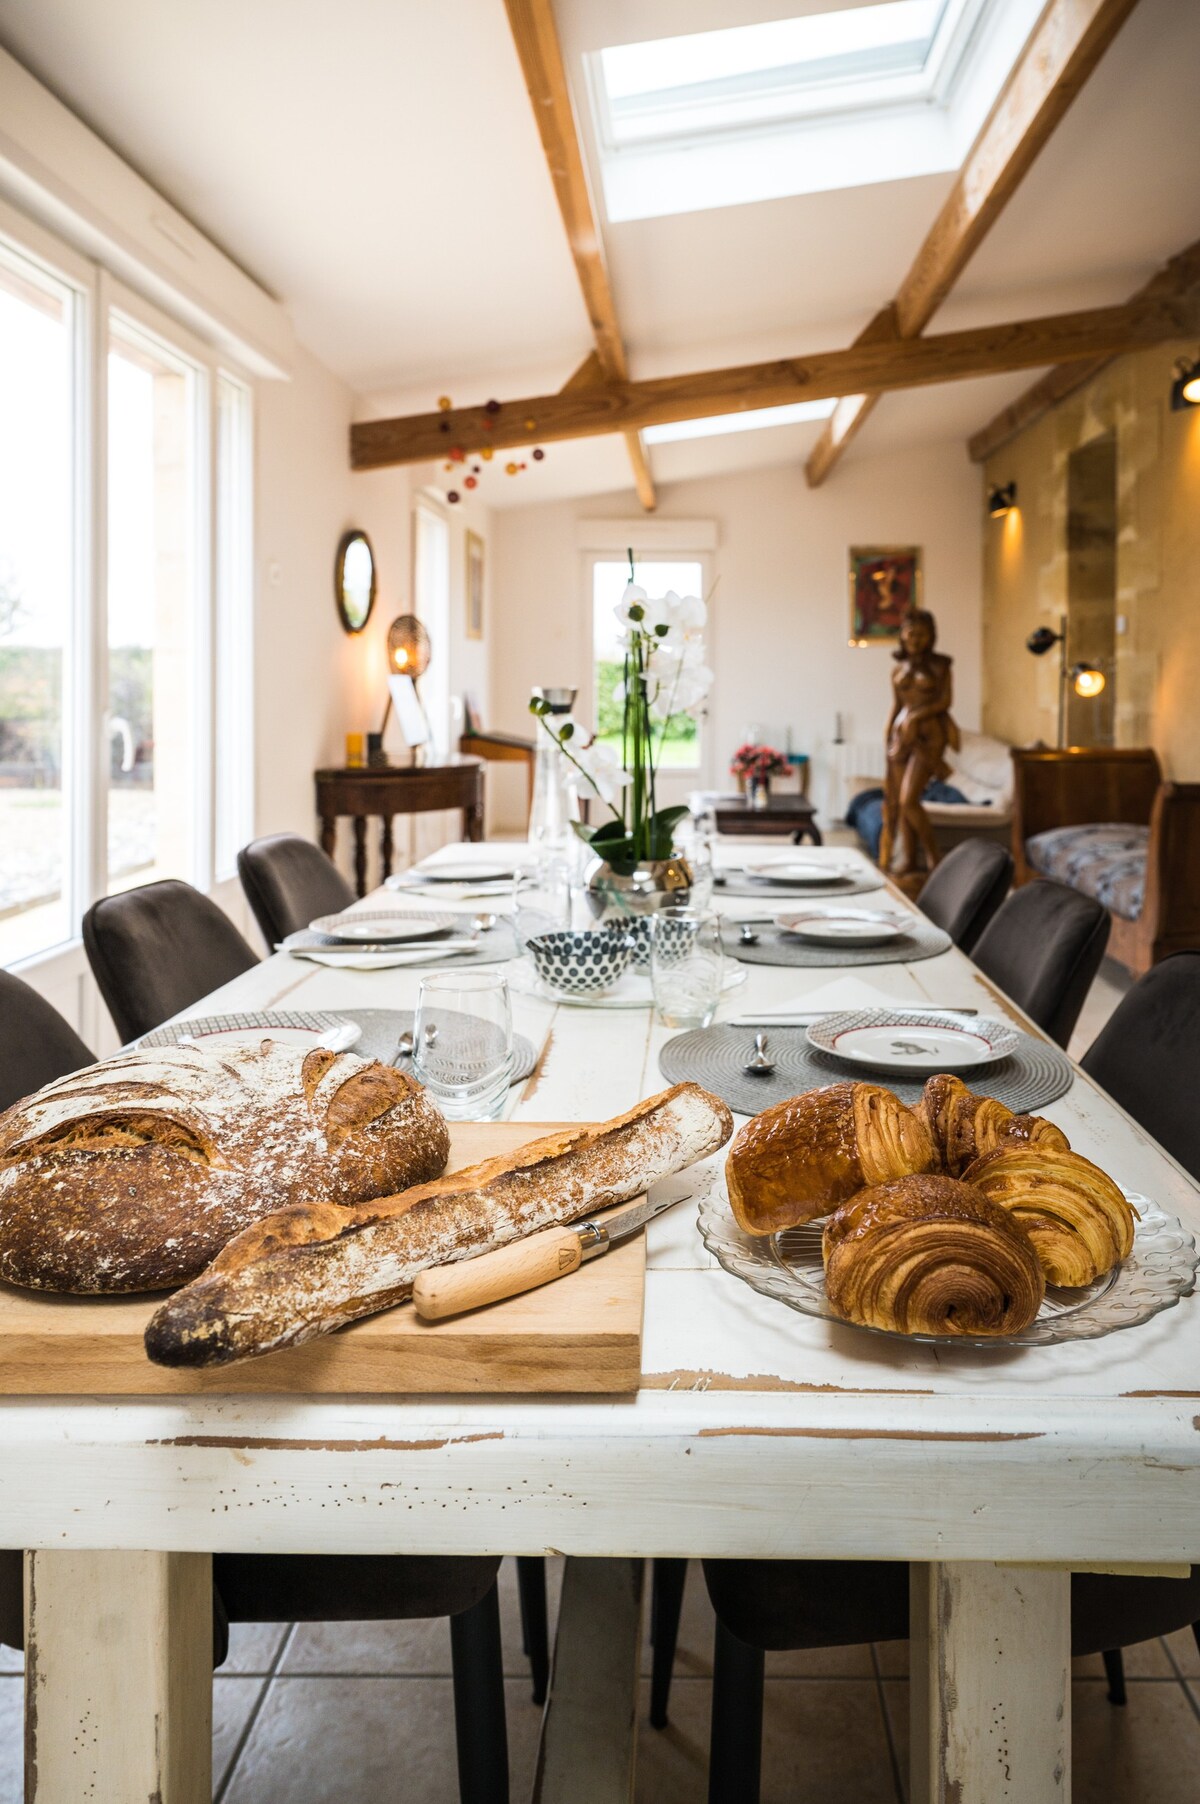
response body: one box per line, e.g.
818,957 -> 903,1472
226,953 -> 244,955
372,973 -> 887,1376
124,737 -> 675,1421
748,776 -> 771,809
584,854 -> 694,967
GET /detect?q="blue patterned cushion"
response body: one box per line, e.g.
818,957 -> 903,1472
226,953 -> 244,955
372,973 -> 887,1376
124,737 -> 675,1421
1025,823 -> 1148,922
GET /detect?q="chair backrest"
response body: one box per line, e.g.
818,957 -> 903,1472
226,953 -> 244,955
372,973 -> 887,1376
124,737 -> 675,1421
0,968 -> 95,1113
1081,952 -> 1200,1179
237,833 -> 354,946
82,879 -> 259,1043
971,879 -> 1110,1048
917,840 -> 1013,955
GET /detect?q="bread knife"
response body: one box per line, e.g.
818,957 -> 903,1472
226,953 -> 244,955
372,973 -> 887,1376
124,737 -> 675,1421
412,1191 -> 692,1322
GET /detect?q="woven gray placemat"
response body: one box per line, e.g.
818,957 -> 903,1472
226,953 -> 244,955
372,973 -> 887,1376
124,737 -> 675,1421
339,1009 -> 538,1086
659,1021 -> 1073,1117
714,871 -> 885,901
721,914 -> 951,967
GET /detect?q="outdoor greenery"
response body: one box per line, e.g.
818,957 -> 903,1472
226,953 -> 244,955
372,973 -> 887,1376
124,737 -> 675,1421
594,656 -> 698,767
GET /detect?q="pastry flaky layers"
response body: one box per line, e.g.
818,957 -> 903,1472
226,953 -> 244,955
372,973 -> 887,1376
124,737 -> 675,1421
823,1175 -> 1045,1338
724,1075 -> 1138,1336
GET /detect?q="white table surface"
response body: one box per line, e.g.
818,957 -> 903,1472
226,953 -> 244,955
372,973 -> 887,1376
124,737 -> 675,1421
7,839 -> 1200,1803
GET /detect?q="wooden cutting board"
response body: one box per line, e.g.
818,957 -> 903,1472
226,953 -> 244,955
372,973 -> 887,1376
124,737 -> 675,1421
0,1122 -> 645,1395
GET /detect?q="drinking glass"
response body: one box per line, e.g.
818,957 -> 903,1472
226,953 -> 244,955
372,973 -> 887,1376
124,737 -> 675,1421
511,857 -> 572,951
649,908 -> 724,1029
412,971 -> 514,1120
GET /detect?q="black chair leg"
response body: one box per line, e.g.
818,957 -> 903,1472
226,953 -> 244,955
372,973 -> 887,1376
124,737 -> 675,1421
649,1558 -> 688,1728
515,1556 -> 550,1705
708,1617 -> 764,1804
1102,1647 -> 1127,1706
450,1581 -> 509,1804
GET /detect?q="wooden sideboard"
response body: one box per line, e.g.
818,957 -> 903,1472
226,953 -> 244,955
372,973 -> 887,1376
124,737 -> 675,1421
315,758 -> 484,895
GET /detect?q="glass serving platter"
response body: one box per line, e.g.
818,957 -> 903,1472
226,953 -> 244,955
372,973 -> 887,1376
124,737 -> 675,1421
697,1170 -> 1198,1350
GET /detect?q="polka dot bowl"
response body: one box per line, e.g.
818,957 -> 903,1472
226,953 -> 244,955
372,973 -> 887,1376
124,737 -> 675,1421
526,929 -> 636,997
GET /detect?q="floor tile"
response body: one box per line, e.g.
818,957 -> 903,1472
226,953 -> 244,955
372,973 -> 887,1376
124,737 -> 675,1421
885,1677 -> 1200,1802
1166,1624 -> 1200,1677
637,1675 -> 898,1804
223,1675 -> 543,1803
0,1677 -> 18,1804
214,1677 -> 266,1795
220,1623 -> 290,1676
281,1556 -> 562,1680
651,1562 -> 874,1680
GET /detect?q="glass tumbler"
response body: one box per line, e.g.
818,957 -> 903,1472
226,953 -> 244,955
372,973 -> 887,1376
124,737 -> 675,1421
650,908 -> 724,1029
511,858 -> 572,951
412,970 -> 514,1120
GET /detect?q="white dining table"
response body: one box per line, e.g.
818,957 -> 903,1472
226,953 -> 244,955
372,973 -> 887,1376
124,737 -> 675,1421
6,839 -> 1200,1803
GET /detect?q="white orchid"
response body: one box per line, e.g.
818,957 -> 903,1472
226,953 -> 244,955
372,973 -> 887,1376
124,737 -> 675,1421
574,737 -> 632,805
613,581 -> 648,634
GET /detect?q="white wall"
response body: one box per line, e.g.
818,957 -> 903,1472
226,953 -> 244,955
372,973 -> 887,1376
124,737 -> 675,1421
486,445 -> 983,832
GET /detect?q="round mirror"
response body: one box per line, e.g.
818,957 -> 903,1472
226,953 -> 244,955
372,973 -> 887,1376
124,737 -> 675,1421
335,529 -> 377,633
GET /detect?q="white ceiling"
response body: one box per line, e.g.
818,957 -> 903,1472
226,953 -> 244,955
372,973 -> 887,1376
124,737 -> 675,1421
0,0 -> 1196,507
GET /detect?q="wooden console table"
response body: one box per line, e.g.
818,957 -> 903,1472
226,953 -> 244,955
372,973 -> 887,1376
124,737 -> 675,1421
704,791 -> 823,844
315,759 -> 484,895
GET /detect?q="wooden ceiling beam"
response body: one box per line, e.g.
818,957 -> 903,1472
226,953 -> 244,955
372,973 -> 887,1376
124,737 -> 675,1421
969,236 -> 1200,462
503,0 -> 655,510
805,0 -> 1143,487
352,291 -> 1197,471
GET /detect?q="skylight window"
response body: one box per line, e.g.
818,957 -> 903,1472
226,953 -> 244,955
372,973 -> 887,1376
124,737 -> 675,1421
586,0 -> 1045,221
642,400 -> 837,446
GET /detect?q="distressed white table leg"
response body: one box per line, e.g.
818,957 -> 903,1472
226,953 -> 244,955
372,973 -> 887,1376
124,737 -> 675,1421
24,1548 -> 212,1804
912,1562 -> 1070,1804
531,1557 -> 644,1803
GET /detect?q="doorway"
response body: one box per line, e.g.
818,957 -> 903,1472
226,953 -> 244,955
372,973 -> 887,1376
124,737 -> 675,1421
1065,431 -> 1117,747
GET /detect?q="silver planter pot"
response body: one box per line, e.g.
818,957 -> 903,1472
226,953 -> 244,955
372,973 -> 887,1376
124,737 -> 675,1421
584,854 -> 694,967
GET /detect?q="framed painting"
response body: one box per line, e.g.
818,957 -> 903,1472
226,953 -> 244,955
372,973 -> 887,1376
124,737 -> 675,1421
848,545 -> 922,646
465,530 -> 484,641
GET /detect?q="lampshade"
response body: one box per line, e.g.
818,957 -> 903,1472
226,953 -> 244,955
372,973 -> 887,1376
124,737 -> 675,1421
1026,625 -> 1062,657
386,615 -> 431,679
1171,356 -> 1200,411
988,482 -> 1017,517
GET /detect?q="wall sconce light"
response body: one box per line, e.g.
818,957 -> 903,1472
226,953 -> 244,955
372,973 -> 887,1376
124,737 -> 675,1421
1024,618 -> 1107,746
988,482 -> 1017,517
1170,356 -> 1200,411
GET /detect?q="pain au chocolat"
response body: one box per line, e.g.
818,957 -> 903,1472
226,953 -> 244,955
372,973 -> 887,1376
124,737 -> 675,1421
962,1145 -> 1136,1288
725,1081 -> 934,1236
822,1174 -> 1045,1338
917,1073 -> 1070,1178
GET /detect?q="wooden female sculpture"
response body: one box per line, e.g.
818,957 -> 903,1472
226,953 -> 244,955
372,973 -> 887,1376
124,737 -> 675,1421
879,609 -> 958,876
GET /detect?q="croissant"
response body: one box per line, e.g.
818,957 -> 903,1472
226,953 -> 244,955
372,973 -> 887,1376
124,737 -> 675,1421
918,1073 -> 1070,1178
822,1174 -> 1045,1338
725,1082 -> 934,1236
962,1146 -> 1136,1287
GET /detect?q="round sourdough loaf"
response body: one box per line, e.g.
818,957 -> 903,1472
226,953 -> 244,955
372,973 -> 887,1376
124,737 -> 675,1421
0,1041 -> 450,1293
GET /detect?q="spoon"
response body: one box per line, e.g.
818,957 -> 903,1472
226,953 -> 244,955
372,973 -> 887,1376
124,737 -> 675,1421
743,1032 -> 776,1076
739,922 -> 760,946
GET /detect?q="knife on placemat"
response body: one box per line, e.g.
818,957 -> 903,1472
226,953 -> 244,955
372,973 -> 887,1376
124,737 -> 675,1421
412,1191 -> 691,1321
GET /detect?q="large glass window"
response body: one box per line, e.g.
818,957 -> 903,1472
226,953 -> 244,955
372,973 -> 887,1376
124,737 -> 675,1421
214,373 -> 254,879
0,245 -> 77,960
106,316 -> 203,893
591,556 -> 706,770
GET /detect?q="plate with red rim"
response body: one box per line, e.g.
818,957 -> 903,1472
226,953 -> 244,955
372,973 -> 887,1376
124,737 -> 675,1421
806,1008 -> 1022,1076
774,909 -> 907,947
308,908 -> 458,943
744,857 -> 858,886
138,1011 -> 361,1052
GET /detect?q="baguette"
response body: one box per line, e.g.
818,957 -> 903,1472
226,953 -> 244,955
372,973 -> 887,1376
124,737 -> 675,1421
145,1082 -> 734,1368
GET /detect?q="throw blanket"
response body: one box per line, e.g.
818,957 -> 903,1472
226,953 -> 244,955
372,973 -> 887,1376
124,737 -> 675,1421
1025,823 -> 1148,922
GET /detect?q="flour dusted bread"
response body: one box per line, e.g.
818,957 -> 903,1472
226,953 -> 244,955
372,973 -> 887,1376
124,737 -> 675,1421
145,1082 -> 734,1368
0,1042 -> 449,1293
725,1082 -> 934,1236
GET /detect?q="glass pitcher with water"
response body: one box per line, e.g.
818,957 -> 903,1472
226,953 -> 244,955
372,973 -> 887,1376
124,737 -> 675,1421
528,685 -> 581,857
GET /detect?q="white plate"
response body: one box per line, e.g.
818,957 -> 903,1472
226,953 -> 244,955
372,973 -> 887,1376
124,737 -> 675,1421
410,861 -> 515,884
775,909 -> 905,946
138,1011 -> 361,1052
309,910 -> 454,943
510,959 -> 747,1010
744,859 -> 856,886
806,1008 -> 1022,1075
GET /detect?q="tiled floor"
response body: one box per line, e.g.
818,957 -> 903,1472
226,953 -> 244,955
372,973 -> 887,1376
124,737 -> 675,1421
4,1560 -> 1200,1800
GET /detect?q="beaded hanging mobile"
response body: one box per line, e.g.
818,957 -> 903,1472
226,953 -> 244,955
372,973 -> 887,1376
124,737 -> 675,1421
435,393 -> 545,503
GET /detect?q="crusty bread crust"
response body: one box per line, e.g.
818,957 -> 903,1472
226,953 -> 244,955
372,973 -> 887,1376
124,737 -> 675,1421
145,1082 -> 735,1368
0,1042 -> 450,1293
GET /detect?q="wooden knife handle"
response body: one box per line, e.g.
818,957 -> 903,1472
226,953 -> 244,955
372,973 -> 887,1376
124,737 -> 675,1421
413,1226 -> 584,1321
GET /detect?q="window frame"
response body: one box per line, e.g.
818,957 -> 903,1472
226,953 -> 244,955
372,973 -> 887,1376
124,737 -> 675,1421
583,548 -> 714,786
0,198 -> 256,972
